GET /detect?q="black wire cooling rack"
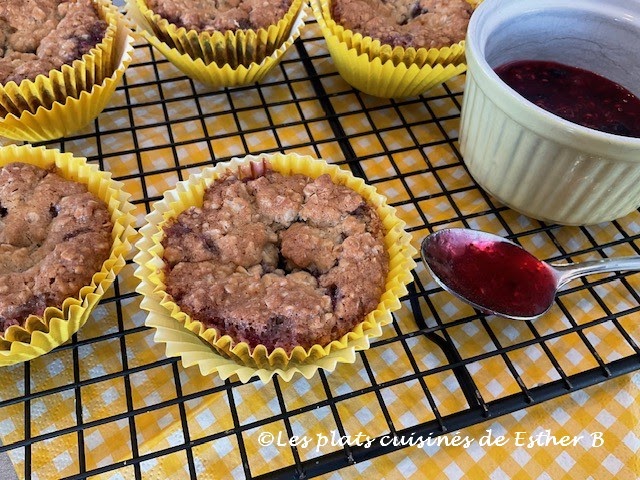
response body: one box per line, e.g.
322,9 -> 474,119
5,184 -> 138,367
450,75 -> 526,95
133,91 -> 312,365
0,16 -> 639,480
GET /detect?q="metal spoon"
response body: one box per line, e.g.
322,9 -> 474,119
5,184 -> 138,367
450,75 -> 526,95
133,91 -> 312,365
420,228 -> 640,320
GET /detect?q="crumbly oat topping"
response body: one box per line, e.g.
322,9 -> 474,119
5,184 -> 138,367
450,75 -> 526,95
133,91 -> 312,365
162,169 -> 389,352
145,0 -> 293,32
0,0 -> 107,85
331,0 -> 472,49
0,162 -> 112,332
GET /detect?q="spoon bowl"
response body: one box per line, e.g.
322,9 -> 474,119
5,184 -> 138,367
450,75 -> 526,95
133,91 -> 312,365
420,228 -> 640,320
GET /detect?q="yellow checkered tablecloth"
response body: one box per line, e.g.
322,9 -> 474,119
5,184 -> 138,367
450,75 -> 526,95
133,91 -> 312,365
0,19 -> 639,480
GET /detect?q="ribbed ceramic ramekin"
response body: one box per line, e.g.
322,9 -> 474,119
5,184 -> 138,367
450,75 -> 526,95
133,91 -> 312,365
460,0 -> 640,225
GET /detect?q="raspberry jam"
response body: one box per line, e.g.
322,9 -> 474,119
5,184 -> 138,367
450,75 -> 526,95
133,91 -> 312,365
424,233 -> 558,318
494,60 -> 640,138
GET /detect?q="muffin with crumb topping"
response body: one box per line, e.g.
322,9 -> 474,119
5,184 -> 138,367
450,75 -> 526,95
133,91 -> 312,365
0,145 -> 135,367
135,154 -> 416,379
144,0 -> 293,34
161,169 -> 389,352
311,0 -> 476,98
0,0 -> 134,144
330,0 -> 472,49
128,0 -> 305,74
0,0 -> 108,87
0,0 -> 122,119
0,162 -> 112,333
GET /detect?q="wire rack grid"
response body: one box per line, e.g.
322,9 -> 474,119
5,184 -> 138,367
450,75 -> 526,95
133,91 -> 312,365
0,16 -> 638,480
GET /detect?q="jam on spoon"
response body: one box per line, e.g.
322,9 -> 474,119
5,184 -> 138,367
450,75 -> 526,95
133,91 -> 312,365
421,229 -> 640,320
494,59 -> 640,138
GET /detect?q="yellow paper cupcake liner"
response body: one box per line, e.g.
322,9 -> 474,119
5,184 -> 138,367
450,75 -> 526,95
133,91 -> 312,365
0,25 -> 135,143
312,0 -> 478,98
134,153 -> 416,380
130,0 -> 303,67
0,0 -> 121,120
143,307 -> 369,383
125,0 -> 307,88
0,144 -> 137,366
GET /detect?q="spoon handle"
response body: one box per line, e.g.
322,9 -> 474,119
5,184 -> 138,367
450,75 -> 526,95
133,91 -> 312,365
551,256 -> 640,288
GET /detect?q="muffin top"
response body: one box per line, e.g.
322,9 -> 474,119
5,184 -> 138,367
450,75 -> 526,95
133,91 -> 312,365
330,0 -> 472,49
145,0 -> 293,33
0,162 -> 112,333
0,0 -> 108,85
162,169 -> 389,352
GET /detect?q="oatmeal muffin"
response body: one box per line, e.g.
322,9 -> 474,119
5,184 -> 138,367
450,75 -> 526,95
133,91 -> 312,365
0,0 -> 128,141
0,162 -> 112,333
126,0 -> 305,85
135,154 -> 416,379
311,0 -> 473,98
0,0 -> 108,85
161,169 -> 389,352
145,0 -> 294,33
330,0 -> 472,49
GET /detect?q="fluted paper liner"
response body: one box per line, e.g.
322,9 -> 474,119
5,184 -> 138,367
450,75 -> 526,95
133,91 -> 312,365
134,153 -> 416,382
0,145 -> 136,366
0,11 -> 134,142
130,0 -> 303,66
125,0 -> 307,88
311,0 -> 476,98
143,310 -> 367,383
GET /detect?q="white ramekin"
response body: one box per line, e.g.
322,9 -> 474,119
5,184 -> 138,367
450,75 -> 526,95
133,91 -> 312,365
460,0 -> 640,225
